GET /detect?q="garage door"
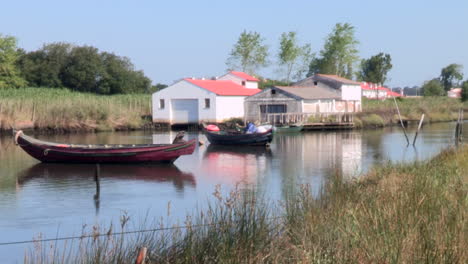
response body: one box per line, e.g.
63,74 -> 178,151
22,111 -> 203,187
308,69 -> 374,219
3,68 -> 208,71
171,99 -> 199,124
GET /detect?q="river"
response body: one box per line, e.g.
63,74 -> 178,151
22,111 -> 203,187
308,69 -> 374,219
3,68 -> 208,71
0,122 -> 465,263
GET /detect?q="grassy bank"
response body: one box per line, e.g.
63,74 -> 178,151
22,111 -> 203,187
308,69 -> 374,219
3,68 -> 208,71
0,88 -> 151,133
27,145 -> 468,263
356,97 -> 468,128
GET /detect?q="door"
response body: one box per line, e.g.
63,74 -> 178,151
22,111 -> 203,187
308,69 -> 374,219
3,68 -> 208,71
171,99 -> 199,124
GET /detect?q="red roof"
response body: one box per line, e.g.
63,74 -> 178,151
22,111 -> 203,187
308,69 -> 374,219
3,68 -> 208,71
387,91 -> 402,97
361,83 -> 390,91
184,78 -> 261,96
229,71 -> 259,82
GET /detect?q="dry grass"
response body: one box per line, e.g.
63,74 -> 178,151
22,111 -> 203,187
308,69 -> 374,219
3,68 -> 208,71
0,87 -> 151,133
26,144 -> 468,263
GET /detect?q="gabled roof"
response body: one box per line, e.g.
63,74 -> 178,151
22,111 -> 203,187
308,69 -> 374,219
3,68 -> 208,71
361,83 -> 390,91
274,86 -> 341,100
229,71 -> 259,82
315,74 -> 361,85
184,78 -> 261,96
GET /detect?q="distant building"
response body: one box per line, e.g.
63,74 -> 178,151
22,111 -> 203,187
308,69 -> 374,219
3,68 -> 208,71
447,88 -> 462,98
152,72 -> 260,124
244,74 -> 361,122
361,82 -> 403,99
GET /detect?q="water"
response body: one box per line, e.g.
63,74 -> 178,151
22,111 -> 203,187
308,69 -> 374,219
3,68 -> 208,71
0,122 -> 465,263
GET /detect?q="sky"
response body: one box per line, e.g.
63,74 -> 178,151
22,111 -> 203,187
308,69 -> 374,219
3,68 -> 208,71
1,0 -> 467,88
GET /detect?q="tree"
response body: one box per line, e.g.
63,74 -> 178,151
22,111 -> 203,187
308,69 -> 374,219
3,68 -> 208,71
0,34 -> 26,88
440,63 -> 463,91
61,46 -> 105,93
307,23 -> 359,79
422,79 -> 444,96
226,30 -> 268,75
357,53 -> 392,84
17,42 -> 72,87
277,31 -> 313,84
461,80 -> 468,102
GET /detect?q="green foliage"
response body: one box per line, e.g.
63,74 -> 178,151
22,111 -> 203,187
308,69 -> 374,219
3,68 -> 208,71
149,83 -> 168,93
258,79 -> 289,89
440,63 -> 463,91
357,52 -> 392,84
461,80 -> 468,102
226,30 -> 268,75
17,42 -> 151,94
361,113 -> 385,127
0,34 -> 27,88
307,23 -> 359,79
422,78 -> 445,96
277,31 -> 313,83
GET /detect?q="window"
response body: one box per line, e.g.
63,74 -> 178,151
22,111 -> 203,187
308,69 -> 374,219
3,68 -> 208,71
241,81 -> 246,86
271,89 -> 276,95
313,81 -> 318,86
205,98 -> 210,108
159,99 -> 165,109
260,104 -> 287,113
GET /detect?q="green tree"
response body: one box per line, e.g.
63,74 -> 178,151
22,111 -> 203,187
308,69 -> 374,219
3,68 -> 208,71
357,53 -> 392,85
62,46 -> 105,93
440,63 -> 463,91
277,31 -> 313,84
226,30 -> 268,75
0,34 -> 26,88
17,42 -> 72,87
307,23 -> 359,79
422,79 -> 444,96
461,80 -> 468,102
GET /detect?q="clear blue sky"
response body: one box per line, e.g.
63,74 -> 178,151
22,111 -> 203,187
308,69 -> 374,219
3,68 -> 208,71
2,0 -> 467,87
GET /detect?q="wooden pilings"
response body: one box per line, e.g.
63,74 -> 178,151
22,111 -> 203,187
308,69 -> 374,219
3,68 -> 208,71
94,164 -> 100,213
412,114 -> 425,146
455,109 -> 464,146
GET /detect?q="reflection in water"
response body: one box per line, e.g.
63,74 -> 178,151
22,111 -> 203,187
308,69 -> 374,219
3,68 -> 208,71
17,163 -> 196,192
202,145 -> 272,185
272,132 -> 363,199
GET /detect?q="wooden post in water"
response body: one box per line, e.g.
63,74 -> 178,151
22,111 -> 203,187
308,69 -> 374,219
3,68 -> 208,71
94,164 -> 101,214
412,114 -> 425,146
393,96 -> 410,146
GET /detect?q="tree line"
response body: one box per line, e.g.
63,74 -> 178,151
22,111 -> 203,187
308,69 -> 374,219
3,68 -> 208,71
226,23 -> 393,86
226,23 -> 467,101
0,34 -> 153,94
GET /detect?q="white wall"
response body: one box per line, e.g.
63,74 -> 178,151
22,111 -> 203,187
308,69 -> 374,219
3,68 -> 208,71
152,80 -> 217,123
218,73 -> 258,89
215,96 -> 245,121
341,84 -> 362,101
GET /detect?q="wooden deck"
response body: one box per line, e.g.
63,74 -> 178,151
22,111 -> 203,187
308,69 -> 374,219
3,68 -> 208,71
261,112 -> 356,130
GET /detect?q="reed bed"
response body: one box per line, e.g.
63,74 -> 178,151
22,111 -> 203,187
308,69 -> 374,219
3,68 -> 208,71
0,88 -> 151,132
358,97 -> 468,128
25,145 -> 468,263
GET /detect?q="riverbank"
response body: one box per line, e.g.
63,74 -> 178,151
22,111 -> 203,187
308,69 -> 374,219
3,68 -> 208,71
28,144 -> 467,263
1,88 -> 466,134
0,88 -> 152,133
356,97 -> 467,128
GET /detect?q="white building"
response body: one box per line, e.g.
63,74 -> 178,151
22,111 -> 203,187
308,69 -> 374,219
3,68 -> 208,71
152,72 -> 260,124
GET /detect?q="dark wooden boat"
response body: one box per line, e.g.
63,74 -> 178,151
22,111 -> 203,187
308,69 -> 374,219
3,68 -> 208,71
203,126 -> 274,146
14,130 -> 196,163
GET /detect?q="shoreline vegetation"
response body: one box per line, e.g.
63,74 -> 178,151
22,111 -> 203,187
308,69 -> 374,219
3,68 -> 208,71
0,88 -> 467,134
27,145 -> 467,263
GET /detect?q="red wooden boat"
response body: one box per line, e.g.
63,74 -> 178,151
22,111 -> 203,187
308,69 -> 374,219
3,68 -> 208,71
14,130 -> 196,163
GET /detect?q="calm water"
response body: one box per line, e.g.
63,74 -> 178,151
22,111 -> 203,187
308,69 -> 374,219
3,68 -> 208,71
0,122 -> 465,263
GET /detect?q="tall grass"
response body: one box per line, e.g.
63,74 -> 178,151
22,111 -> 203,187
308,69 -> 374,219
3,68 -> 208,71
361,97 -> 467,126
26,145 -> 468,263
0,87 -> 151,132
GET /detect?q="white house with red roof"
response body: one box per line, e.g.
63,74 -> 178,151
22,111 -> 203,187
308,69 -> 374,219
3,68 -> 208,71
361,82 -> 403,99
218,71 -> 260,89
152,72 -> 261,124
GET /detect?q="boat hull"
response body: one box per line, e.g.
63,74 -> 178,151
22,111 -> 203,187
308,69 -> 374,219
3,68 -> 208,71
204,129 -> 273,146
16,133 -> 196,163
